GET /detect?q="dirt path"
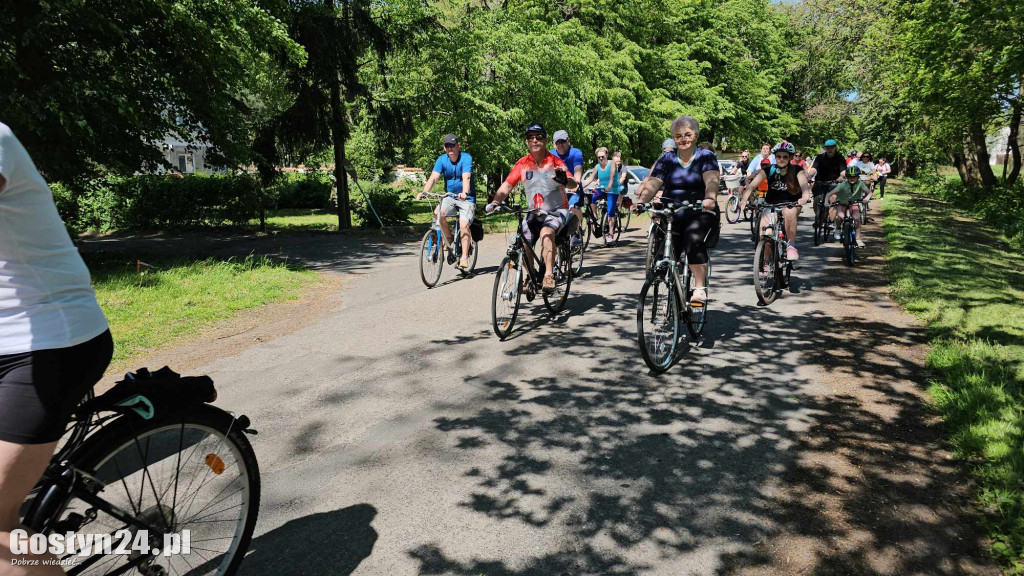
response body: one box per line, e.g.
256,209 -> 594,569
719,201 -> 997,575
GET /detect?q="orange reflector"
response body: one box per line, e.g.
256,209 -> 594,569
205,454 -> 225,475
691,303 -> 704,308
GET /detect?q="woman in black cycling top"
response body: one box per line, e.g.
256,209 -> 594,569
634,116 -> 720,305
738,141 -> 810,260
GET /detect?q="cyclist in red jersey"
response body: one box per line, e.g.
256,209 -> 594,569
487,123 -> 578,293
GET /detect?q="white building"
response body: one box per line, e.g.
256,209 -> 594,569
153,137 -> 213,174
988,125 -> 1022,166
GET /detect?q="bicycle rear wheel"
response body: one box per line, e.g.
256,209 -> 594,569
754,237 -> 779,305
619,206 -> 632,232
725,195 -> 740,224
637,271 -> 681,373
38,405 -> 259,576
492,256 -> 522,339
419,230 -> 444,287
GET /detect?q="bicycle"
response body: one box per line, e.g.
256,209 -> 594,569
20,367 -> 260,576
834,201 -> 860,265
723,174 -> 744,224
635,200 -> 713,373
490,204 -> 575,340
753,201 -> 800,305
747,189 -> 765,244
418,192 -> 480,288
812,180 -> 839,246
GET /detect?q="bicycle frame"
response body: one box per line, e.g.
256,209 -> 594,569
647,201 -> 711,309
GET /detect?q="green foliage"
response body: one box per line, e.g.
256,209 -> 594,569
909,174 -> 1024,252
58,175 -> 262,231
270,172 -> 334,210
0,0 -> 304,182
351,183 -> 415,226
885,186 -> 1024,574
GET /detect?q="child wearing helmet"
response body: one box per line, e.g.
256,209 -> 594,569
827,166 -> 869,247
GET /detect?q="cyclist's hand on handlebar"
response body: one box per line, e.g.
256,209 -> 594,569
702,198 -> 716,211
458,192 -> 468,200
485,202 -> 499,214
798,196 -> 809,206
552,167 -> 568,186
416,192 -> 425,200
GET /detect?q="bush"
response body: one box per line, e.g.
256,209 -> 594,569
910,174 -> 1024,252
351,182 -> 414,226
55,174 -> 261,231
271,172 -> 333,210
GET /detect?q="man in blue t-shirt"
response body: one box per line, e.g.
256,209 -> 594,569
418,133 -> 475,269
551,130 -> 585,243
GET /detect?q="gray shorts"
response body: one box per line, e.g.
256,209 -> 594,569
440,196 -> 476,223
522,209 -> 570,245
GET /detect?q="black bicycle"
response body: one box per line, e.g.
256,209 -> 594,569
490,205 -> 575,340
20,367 -> 260,576
636,200 -> 713,373
753,201 -> 800,305
812,180 -> 839,246
834,201 -> 860,265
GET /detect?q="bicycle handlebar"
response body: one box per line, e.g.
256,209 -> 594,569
635,199 -> 713,217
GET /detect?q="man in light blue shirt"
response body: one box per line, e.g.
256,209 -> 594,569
418,133 -> 475,269
746,143 -> 776,176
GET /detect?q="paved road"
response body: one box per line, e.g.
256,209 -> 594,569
172,204 -> 985,575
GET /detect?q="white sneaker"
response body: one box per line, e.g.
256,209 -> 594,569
834,229 -> 841,240
856,238 -> 865,248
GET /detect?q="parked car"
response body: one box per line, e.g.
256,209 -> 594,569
581,165 -> 650,197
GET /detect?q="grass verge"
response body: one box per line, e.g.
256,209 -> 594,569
884,185 -> 1024,573
86,254 -> 320,369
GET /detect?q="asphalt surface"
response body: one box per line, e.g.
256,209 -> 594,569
169,203 -> 896,576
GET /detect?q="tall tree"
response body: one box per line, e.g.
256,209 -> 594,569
0,0 -> 304,182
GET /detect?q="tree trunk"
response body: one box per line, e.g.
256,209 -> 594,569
252,126 -> 278,233
1008,90 -> 1022,186
330,78 -> 351,229
969,123 -> 997,188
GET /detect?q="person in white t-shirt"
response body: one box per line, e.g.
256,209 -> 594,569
0,122 -> 112,574
854,151 -> 877,202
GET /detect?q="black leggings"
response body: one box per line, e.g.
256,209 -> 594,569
671,209 -> 719,265
0,330 -> 113,444
877,176 -> 887,196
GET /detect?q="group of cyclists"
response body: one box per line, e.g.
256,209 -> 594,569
418,117 -> 882,302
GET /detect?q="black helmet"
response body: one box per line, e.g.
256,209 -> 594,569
846,165 -> 862,178
524,122 -> 547,138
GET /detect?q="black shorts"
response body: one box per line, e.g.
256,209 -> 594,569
0,330 -> 113,444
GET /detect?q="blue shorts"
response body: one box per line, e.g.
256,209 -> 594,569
568,192 -> 583,208
604,193 -> 620,216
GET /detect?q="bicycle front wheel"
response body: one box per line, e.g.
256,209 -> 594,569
46,405 -> 260,576
637,272 -> 681,373
725,195 -> 740,224
419,230 -> 444,287
492,256 -> 522,339
543,243 -> 572,315
570,231 -> 585,277
754,237 -> 779,305
644,224 -> 664,280
843,221 -> 856,266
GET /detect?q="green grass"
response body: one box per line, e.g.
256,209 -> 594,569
86,254 -> 320,369
884,185 -> 1024,573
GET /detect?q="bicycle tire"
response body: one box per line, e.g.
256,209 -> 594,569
599,212 -> 612,246
754,237 -> 779,305
570,232 -> 585,277
725,195 -> 740,224
619,206 -> 632,232
492,256 -> 521,339
36,404 -> 260,576
612,210 -> 623,244
581,212 -> 593,252
843,221 -> 856,266
543,243 -> 572,315
637,271 -> 680,373
749,207 -> 759,244
419,230 -> 444,288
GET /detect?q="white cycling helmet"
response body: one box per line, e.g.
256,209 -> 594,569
772,140 -> 795,154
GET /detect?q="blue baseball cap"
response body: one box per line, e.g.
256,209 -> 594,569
824,139 -> 838,147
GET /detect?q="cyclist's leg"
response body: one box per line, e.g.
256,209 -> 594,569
606,193 -> 619,237
0,331 -> 112,575
438,197 -> 457,246
681,211 -> 714,289
1,440 -> 64,575
539,226 -> 557,282
783,206 -> 800,243
456,199 -> 475,261
850,204 -> 862,231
